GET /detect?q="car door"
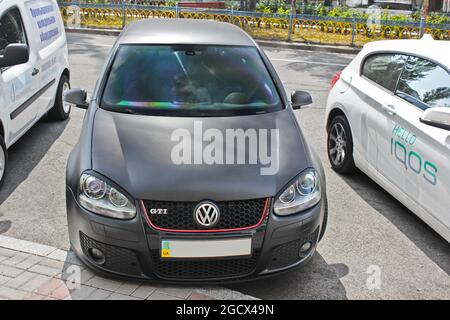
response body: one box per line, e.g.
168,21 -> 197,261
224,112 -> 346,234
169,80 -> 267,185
0,6 -> 39,146
376,55 -> 450,237
348,53 -> 407,172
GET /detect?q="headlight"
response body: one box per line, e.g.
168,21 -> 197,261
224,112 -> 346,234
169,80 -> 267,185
78,173 -> 136,219
274,168 -> 321,215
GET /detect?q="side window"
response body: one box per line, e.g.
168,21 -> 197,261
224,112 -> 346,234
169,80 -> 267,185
396,57 -> 450,110
0,7 -> 27,56
362,54 -> 407,92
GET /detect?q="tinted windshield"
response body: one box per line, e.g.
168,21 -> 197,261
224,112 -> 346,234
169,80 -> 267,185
101,45 -> 282,116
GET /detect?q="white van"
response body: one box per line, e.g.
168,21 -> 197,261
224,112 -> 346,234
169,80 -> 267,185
0,0 -> 70,187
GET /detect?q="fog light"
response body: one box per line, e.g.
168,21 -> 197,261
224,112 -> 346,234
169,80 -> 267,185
299,241 -> 312,256
88,248 -> 105,265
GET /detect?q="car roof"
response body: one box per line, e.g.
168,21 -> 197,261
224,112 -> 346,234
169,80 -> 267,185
362,36 -> 450,69
117,19 -> 256,47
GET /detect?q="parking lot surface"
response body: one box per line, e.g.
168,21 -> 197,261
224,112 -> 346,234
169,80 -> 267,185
0,32 -> 448,299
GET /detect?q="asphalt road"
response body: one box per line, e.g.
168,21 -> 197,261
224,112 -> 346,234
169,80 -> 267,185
0,32 -> 448,300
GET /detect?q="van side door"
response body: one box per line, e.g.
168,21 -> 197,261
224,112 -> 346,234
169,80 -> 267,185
0,6 -> 40,146
24,0 -> 65,118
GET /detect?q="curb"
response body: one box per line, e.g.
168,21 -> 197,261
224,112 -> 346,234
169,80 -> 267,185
0,235 -> 258,300
65,27 -> 361,54
256,39 -> 361,55
66,27 -> 120,37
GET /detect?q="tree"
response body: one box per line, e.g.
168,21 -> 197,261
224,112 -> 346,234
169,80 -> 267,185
421,0 -> 429,17
248,0 -> 257,11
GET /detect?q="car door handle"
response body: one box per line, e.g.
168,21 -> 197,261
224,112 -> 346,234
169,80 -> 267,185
382,104 -> 396,116
32,68 -> 39,76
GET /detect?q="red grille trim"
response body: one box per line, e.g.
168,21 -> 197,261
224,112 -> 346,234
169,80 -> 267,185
141,198 -> 269,233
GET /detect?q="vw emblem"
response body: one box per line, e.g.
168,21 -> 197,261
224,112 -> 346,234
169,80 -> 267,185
194,201 -> 220,227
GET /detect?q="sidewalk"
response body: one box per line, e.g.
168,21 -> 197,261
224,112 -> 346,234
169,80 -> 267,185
0,235 -> 257,300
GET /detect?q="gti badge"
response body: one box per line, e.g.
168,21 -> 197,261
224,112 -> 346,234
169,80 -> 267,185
149,208 -> 168,215
194,201 -> 220,227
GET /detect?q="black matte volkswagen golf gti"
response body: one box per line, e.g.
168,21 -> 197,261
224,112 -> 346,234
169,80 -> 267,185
65,19 -> 328,283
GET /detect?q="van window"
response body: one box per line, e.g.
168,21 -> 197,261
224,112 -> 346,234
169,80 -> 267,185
396,56 -> 450,110
0,7 -> 27,56
362,54 -> 407,92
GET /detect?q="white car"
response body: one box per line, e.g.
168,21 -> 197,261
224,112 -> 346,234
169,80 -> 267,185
0,0 -> 70,187
325,36 -> 450,242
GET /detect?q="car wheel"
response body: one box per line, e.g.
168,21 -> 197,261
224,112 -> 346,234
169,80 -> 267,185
0,136 -> 7,189
327,115 -> 356,173
48,74 -> 71,121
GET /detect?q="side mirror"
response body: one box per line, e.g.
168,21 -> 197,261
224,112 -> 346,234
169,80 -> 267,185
291,91 -> 313,110
0,44 -> 29,69
420,107 -> 450,131
64,88 -> 89,109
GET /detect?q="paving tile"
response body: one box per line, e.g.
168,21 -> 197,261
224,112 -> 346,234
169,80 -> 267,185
2,252 -> 30,267
29,264 -> 61,277
115,282 -> 141,295
108,293 -> 142,300
46,249 -> 68,262
0,275 -> 12,285
0,248 -> 16,257
35,278 -> 65,296
67,285 -> 96,300
189,292 -> 214,300
49,283 -> 71,300
131,284 -> 157,299
147,291 -> 182,300
63,251 -> 84,266
23,293 -> 46,300
86,276 -> 123,292
20,274 -> 51,292
0,286 -> 28,299
16,255 -> 43,270
38,257 -> 66,270
156,286 -> 193,299
0,265 -> 24,278
85,288 -> 113,300
5,271 -> 37,289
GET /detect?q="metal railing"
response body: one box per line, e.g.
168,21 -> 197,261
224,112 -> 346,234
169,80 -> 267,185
58,2 -> 450,46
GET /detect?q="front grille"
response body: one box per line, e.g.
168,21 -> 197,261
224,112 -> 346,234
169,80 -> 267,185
150,250 -> 260,280
79,232 -> 142,276
268,227 -> 320,270
143,198 -> 268,231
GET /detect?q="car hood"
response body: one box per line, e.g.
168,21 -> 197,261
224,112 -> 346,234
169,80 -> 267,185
91,108 -> 311,201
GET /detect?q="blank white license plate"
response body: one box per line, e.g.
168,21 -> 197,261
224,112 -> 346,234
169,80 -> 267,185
161,238 -> 252,259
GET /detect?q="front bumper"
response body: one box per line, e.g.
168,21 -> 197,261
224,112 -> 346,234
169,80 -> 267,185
66,187 -> 325,283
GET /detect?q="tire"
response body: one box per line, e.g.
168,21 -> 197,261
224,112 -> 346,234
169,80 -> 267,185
327,114 -> 356,174
0,136 -> 7,189
48,74 -> 71,121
